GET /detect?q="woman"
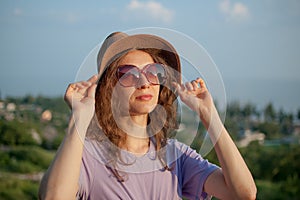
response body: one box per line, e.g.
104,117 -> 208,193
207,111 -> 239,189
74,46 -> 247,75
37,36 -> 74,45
39,32 -> 256,199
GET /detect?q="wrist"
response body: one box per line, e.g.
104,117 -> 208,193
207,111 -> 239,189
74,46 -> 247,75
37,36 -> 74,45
68,114 -> 90,139
199,106 -> 224,132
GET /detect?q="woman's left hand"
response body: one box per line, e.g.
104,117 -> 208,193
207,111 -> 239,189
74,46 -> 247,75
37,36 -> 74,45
173,78 -> 217,127
174,78 -> 257,199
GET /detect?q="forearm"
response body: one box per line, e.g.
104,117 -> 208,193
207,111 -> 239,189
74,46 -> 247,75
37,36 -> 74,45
39,115 -> 85,200
203,109 -> 257,199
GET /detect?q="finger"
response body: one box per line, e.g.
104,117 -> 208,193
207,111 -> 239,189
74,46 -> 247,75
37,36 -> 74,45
66,84 -> 78,94
171,82 -> 184,95
75,82 -> 88,89
87,83 -> 97,99
198,78 -> 207,90
65,83 -> 77,109
193,78 -> 207,90
87,74 -> 98,84
81,81 -> 92,87
191,80 -> 200,90
185,82 -> 194,91
68,83 -> 77,90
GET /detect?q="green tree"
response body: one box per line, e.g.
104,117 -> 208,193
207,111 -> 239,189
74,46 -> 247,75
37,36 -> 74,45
227,101 -> 241,119
264,102 -> 276,122
241,103 -> 256,118
22,95 -> 35,104
241,103 -> 257,129
0,120 -> 38,146
257,122 -> 280,139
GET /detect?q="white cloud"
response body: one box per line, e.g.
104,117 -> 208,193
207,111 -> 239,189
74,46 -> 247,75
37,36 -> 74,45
219,0 -> 250,22
126,0 -> 174,23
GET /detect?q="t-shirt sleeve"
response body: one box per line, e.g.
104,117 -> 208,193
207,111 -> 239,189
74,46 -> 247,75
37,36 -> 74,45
76,148 -> 95,200
180,144 -> 219,199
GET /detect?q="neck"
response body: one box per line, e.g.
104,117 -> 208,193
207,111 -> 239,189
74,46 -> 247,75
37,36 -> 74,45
116,114 -> 148,137
117,114 -> 150,155
130,113 -> 148,126
124,135 -> 150,155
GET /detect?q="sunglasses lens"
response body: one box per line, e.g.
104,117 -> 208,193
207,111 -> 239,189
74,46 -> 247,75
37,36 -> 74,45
117,63 -> 166,87
145,64 -> 166,84
117,65 -> 139,87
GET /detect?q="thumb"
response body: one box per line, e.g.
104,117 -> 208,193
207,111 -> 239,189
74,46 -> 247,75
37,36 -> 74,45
87,83 -> 97,99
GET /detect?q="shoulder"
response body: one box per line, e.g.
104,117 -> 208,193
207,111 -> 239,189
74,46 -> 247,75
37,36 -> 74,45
166,139 -> 219,199
166,138 -> 219,172
166,139 -> 200,160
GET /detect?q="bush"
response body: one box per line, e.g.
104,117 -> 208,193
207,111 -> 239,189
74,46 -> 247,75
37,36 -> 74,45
240,143 -> 300,199
0,176 -> 39,200
0,120 -> 39,146
0,146 -> 54,173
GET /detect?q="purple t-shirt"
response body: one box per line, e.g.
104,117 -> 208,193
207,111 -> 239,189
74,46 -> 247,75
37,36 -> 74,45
77,138 -> 219,200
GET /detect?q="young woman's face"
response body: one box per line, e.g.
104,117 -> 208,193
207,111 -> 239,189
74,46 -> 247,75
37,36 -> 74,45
114,50 -> 160,116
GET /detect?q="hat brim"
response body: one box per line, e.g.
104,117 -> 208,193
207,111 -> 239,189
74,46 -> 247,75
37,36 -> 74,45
97,33 -> 181,78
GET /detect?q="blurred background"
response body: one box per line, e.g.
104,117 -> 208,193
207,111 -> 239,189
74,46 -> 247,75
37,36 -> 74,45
0,0 -> 299,199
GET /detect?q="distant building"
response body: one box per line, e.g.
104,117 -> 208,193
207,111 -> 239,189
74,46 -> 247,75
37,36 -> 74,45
237,129 -> 265,148
0,101 -> 4,110
4,113 -> 15,121
6,103 -> 16,112
41,110 -> 52,121
293,122 -> 300,137
42,125 -> 58,142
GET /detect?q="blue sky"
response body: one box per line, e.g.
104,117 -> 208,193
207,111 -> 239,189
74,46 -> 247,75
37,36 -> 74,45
0,0 -> 299,112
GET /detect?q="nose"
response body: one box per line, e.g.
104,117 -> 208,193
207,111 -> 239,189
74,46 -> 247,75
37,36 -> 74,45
136,73 -> 150,89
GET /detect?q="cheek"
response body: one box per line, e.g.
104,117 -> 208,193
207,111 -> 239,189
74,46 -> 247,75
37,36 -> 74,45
153,87 -> 160,102
112,84 -> 135,110
115,84 -> 134,99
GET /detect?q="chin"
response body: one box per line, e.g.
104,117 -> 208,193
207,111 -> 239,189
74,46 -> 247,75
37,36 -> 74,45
130,104 -> 157,115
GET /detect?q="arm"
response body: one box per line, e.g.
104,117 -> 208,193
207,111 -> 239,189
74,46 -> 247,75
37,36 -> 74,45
38,75 -> 98,200
174,78 -> 257,200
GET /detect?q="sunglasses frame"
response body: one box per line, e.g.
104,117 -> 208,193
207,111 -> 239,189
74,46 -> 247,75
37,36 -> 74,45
116,63 -> 167,87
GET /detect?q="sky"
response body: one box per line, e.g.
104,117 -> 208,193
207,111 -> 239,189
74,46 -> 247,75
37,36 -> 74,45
0,0 -> 300,113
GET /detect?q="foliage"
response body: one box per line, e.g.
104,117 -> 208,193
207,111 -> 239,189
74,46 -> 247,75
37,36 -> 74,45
264,102 -> 276,122
240,142 -> 300,199
0,146 -> 54,173
0,176 -> 39,200
0,120 -> 39,146
255,180 -> 285,200
256,121 -> 281,139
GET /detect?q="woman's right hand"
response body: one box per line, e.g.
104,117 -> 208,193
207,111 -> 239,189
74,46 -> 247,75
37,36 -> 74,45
39,75 -> 98,200
64,75 -> 98,132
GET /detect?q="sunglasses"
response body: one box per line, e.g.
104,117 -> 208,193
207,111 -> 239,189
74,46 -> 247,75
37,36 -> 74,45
116,63 -> 166,87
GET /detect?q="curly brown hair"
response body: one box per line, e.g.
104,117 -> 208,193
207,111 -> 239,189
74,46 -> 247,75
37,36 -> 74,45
94,48 -> 180,181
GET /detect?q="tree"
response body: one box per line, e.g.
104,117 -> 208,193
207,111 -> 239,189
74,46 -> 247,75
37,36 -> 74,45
257,121 -> 280,139
22,95 -> 35,104
226,101 -> 241,119
264,102 -> 276,122
0,120 -> 38,146
242,103 -> 256,118
242,103 -> 257,129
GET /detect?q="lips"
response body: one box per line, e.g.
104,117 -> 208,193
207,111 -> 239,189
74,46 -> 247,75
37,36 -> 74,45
136,94 -> 153,101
